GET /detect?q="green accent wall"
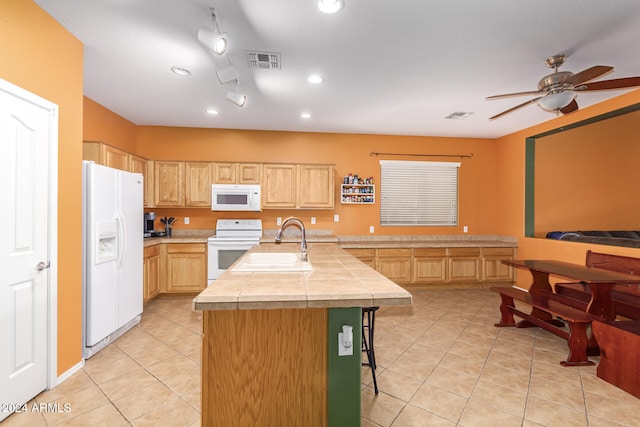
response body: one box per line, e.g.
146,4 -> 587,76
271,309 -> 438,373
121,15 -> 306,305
327,307 -> 362,427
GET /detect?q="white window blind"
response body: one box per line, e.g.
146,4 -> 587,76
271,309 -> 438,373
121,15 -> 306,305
380,160 -> 460,226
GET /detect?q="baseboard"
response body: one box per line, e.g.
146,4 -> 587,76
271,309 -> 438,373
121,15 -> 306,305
53,359 -> 85,389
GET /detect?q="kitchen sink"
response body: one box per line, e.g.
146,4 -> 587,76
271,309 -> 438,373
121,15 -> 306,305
232,252 -> 313,272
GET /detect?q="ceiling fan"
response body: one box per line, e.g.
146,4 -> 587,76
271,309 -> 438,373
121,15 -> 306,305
486,54 -> 640,120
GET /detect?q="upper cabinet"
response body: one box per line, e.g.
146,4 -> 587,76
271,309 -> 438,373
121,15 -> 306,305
262,163 -> 334,209
83,141 -> 130,170
154,161 -> 184,207
213,162 -> 261,184
185,162 -> 212,207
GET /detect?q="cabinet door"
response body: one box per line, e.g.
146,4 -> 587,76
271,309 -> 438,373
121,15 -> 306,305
185,162 -> 212,207
262,164 -> 297,208
413,248 -> 447,283
344,248 -> 375,268
155,161 -> 184,207
376,248 -> 412,283
166,244 -> 206,293
129,155 -> 149,207
238,163 -> 261,184
103,145 -> 130,170
482,247 -> 515,282
448,248 -> 481,282
143,245 -> 161,303
145,160 -> 155,207
298,164 -> 334,209
213,163 -> 237,184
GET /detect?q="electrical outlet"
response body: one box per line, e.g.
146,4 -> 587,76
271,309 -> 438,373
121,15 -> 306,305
463,225 -> 468,233
369,226 -> 375,233
333,214 -> 339,222
311,217 -> 316,225
184,217 -> 190,225
276,217 -> 282,226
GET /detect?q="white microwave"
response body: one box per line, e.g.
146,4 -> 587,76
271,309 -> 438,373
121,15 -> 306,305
211,184 -> 261,211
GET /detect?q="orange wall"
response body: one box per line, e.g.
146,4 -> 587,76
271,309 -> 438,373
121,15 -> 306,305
134,127 -> 498,235
495,89 -> 640,287
1,1 -> 84,375
83,97 -> 137,152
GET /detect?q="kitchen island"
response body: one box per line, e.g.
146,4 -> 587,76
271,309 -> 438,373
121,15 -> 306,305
193,242 -> 412,427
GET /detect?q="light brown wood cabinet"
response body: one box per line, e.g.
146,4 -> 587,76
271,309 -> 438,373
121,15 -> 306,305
154,161 -> 184,207
213,162 -> 261,184
262,163 -> 334,209
343,245 -> 515,286
83,141 -> 130,170
165,243 -> 207,293
376,248 -> 412,283
413,248 -> 447,283
143,245 -> 161,303
129,155 -> 154,208
185,162 -> 212,207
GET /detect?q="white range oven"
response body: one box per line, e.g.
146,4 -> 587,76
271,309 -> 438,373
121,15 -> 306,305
207,219 -> 262,282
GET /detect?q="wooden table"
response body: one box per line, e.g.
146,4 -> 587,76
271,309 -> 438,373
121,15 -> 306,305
502,259 -> 640,320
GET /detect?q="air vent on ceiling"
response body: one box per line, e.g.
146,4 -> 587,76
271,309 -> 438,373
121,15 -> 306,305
246,51 -> 281,70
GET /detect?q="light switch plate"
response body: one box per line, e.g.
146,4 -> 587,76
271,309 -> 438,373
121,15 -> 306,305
369,226 -> 375,233
184,217 -> 190,225
311,217 -> 316,224
276,217 -> 282,226
334,214 -> 339,222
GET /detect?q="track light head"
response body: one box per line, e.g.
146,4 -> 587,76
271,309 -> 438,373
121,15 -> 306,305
226,90 -> 247,107
197,27 -> 228,55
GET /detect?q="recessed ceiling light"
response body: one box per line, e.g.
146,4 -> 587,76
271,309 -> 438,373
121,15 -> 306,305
300,112 -> 312,119
171,66 -> 191,76
206,109 -> 219,115
318,0 -> 344,13
307,74 -> 324,84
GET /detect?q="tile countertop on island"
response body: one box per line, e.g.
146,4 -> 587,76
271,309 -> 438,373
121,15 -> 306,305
192,243 -> 412,311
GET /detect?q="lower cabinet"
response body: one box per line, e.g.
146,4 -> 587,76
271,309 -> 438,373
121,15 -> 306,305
344,245 -> 515,286
143,245 -> 161,303
165,243 -> 207,293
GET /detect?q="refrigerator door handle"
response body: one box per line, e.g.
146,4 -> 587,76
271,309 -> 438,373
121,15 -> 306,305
116,213 -> 127,268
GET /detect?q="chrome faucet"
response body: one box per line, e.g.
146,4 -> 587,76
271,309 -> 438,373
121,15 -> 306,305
275,217 -> 308,261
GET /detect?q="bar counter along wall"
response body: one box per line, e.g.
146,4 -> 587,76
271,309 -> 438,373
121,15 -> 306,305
193,243 -> 412,426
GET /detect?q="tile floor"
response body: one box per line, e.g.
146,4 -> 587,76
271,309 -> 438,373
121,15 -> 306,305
3,288 -> 640,426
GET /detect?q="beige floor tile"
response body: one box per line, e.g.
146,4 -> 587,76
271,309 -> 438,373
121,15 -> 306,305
528,376 -> 586,411
128,341 -> 183,367
391,404 -> 455,427
97,365 -> 159,401
426,366 -> 478,398
470,379 -> 526,417
83,354 -> 140,384
113,382 -> 178,421
361,386 -> 406,427
145,353 -> 198,380
385,353 -> 436,381
162,365 -> 201,397
181,389 -> 202,413
486,348 -> 533,372
375,370 -> 423,402
130,397 -> 200,427
409,383 -> 467,422
56,403 -> 128,426
459,400 -> 524,427
36,369 -> 95,403
40,385 -> 110,425
0,399 -> 47,426
478,363 -> 531,394
525,395 -> 588,427
530,360 -> 583,390
437,352 -> 485,378
584,391 -> 640,427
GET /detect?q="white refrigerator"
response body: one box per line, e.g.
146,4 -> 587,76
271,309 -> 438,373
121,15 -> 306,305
82,161 -> 143,359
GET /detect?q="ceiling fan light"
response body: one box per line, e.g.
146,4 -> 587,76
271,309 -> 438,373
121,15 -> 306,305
537,91 -> 576,112
226,90 -> 247,107
198,28 -> 228,55
318,0 -> 343,13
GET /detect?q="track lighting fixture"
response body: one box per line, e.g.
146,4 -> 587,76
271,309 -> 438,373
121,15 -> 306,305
318,0 -> 344,13
198,9 -> 227,55
216,65 -> 240,84
226,81 -> 246,107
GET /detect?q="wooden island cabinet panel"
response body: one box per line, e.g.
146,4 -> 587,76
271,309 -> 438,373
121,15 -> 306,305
448,248 -> 481,282
343,248 -> 375,268
376,248 -> 412,283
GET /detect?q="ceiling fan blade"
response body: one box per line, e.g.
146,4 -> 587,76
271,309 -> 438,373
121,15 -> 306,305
565,65 -> 613,86
560,99 -> 578,115
485,90 -> 545,100
489,96 -> 544,120
575,76 -> 640,91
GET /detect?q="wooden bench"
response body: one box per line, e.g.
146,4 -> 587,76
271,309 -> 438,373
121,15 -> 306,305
492,286 -> 600,366
592,320 -> 640,398
554,250 -> 640,320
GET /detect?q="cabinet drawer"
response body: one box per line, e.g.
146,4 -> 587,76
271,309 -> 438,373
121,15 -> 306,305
448,247 -> 480,257
167,243 -> 206,254
482,247 -> 514,256
377,248 -> 411,257
144,245 -> 160,257
414,248 -> 446,257
344,248 -> 375,258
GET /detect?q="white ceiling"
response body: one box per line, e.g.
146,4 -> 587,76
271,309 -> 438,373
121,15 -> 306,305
34,0 -> 640,138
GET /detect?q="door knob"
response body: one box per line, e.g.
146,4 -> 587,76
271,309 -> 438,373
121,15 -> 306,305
36,261 -> 50,271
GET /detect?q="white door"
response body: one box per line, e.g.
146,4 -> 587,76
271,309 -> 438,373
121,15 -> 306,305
0,78 -> 57,422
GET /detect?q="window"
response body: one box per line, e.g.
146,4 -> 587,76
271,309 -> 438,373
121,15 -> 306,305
380,160 -> 460,226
